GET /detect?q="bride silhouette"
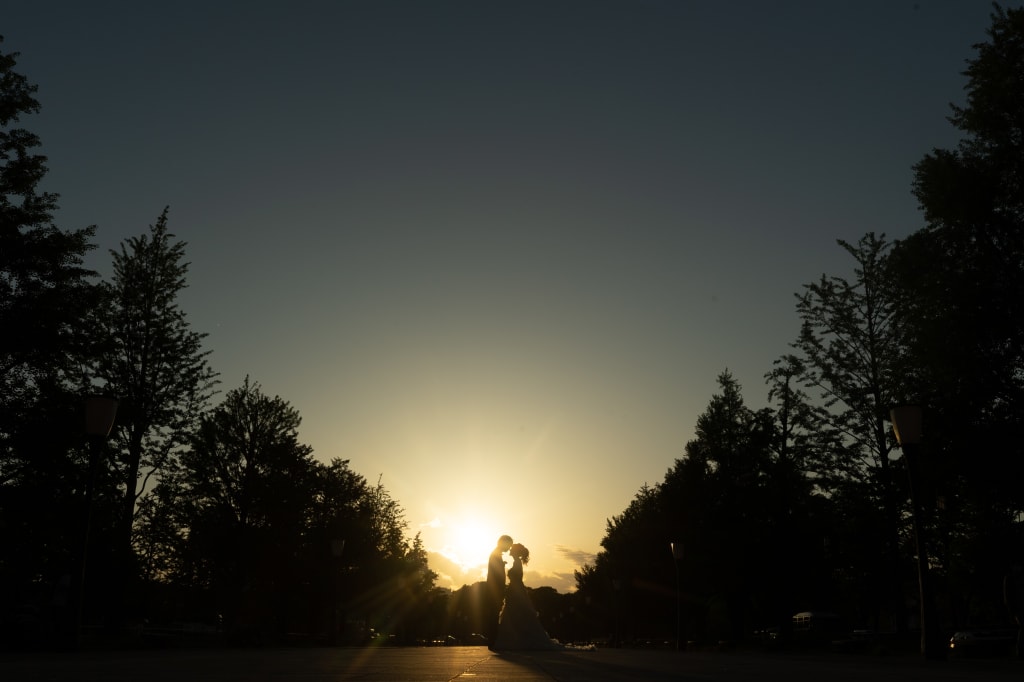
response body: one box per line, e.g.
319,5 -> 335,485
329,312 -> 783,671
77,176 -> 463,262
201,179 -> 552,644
493,543 -> 563,650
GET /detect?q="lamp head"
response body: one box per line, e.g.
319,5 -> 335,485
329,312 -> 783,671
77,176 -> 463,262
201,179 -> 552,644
84,395 -> 119,437
890,404 -> 923,446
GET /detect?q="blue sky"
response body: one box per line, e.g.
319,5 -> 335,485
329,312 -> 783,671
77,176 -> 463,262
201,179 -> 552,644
3,0 -> 1005,592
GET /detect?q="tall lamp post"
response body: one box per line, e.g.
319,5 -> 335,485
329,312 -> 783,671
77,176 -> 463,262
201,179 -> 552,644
77,395 -> 119,646
330,538 -> 345,645
890,404 -> 943,659
611,578 -> 622,647
670,542 -> 684,651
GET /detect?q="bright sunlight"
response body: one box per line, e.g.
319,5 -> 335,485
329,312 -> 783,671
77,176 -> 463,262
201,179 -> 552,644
439,518 -> 499,573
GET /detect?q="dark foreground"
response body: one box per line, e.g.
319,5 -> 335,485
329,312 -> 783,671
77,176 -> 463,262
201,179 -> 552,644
2,646 -> 1022,681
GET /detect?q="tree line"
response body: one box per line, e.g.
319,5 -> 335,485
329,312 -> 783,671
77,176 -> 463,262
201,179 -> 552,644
572,5 -> 1024,650
0,36 -> 439,647
3,4 -> 1024,651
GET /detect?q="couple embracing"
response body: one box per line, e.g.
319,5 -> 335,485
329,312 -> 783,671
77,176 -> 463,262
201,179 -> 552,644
484,534 -> 562,651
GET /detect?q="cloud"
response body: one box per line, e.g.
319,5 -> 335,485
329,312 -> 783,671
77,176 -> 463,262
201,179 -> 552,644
526,569 -> 577,594
427,551 -> 484,591
554,545 -> 596,567
421,517 -> 442,528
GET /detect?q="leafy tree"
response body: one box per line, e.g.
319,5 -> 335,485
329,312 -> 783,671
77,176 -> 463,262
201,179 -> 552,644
889,3 -> 1024,625
765,355 -> 838,487
895,3 -> 1024,517
0,37 -> 99,412
684,370 -> 771,480
761,356 -> 840,630
303,457 -> 371,639
136,379 -> 437,640
91,208 -> 217,584
344,476 -> 438,642
388,533 -> 440,643
791,232 -> 910,631
578,371 -> 791,645
674,371 -> 777,641
143,378 -> 316,635
0,38 -> 101,638
596,482 -> 673,642
0,38 -> 99,478
793,233 -> 903,478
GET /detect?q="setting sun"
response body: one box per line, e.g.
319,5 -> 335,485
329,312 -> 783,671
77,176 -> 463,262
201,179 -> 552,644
438,518 -> 500,573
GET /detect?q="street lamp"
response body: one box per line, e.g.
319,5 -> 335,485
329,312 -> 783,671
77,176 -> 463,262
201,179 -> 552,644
76,395 -> 119,646
890,404 -> 943,659
330,539 -> 345,644
611,578 -> 622,647
670,542 -> 684,651
85,396 -> 119,440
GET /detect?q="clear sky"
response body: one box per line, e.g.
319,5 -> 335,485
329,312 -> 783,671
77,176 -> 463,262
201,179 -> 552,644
3,0 -> 1007,593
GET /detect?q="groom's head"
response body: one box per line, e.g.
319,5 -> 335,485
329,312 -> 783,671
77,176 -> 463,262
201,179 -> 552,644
496,535 -> 513,552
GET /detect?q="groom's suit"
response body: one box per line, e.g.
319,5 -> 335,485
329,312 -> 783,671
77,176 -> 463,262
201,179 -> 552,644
484,547 -> 507,648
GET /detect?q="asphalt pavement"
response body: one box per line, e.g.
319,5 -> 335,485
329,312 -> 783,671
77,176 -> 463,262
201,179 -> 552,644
2,646 -> 1022,681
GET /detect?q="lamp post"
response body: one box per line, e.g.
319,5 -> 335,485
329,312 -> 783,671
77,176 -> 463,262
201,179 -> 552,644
611,578 -> 621,647
330,538 -> 345,645
890,405 -> 943,659
76,395 -> 119,646
670,542 -> 684,651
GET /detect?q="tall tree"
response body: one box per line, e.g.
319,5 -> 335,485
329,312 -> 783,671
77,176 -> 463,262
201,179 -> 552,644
155,378 -> 316,634
792,232 -> 908,631
0,37 -> 99,479
678,371 -> 776,641
893,4 -> 1024,513
684,370 -> 770,480
764,355 -> 836,483
138,379 -> 437,640
0,38 -> 101,635
890,4 -> 1024,622
579,371 -> 785,645
92,208 -> 217,598
793,233 -> 902,478
762,355 -> 838,632
595,482 -> 672,642
344,475 -> 438,642
305,457 -> 371,642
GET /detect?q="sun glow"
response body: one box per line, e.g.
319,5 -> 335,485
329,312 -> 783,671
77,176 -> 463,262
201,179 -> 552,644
440,519 -> 498,572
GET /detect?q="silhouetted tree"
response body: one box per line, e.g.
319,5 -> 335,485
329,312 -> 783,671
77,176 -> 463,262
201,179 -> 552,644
388,533 -> 439,643
0,37 -> 99,428
793,233 -> 903,479
791,232 -> 910,631
760,355 -> 840,633
304,456 -> 371,641
90,208 -> 217,622
0,38 -> 102,642
580,371 -> 790,646
678,371 -> 777,641
143,378 -> 314,637
598,483 -> 673,642
889,3 -> 1024,626
137,380 -> 438,641
764,355 -> 839,487
345,477 -> 437,642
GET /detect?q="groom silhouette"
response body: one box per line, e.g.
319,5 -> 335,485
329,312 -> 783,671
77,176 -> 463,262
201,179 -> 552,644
485,535 -> 513,650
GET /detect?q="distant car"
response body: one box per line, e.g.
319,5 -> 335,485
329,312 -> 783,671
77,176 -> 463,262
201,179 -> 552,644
426,635 -> 458,646
792,611 -> 847,645
466,633 -> 488,646
948,628 -> 1017,658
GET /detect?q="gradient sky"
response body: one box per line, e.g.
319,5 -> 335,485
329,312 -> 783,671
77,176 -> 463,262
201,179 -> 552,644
3,1 -> 1006,592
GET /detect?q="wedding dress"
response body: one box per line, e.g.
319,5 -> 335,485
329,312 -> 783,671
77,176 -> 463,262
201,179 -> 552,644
493,558 -> 563,650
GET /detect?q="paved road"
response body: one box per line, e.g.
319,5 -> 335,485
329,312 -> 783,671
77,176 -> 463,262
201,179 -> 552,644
2,646 -> 1022,681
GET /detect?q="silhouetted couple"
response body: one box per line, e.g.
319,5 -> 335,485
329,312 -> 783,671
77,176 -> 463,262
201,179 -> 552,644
485,534 -> 562,651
